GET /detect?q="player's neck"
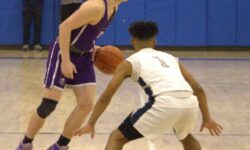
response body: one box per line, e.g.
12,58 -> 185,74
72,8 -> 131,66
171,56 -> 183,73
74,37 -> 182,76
135,45 -> 154,51
134,40 -> 155,51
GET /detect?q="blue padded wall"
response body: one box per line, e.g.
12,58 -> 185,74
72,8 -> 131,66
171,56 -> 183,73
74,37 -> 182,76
0,0 -> 55,45
146,0 -> 176,45
0,0 -> 249,46
206,0 -> 237,46
175,0 -> 206,46
0,0 -> 23,44
96,22 -> 115,45
114,0 -> 145,45
237,0 -> 250,46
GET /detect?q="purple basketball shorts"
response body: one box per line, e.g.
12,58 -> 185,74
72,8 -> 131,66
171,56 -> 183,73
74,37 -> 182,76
44,40 -> 96,90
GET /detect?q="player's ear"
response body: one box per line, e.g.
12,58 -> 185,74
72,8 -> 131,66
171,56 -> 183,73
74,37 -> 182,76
130,37 -> 135,49
153,38 -> 157,48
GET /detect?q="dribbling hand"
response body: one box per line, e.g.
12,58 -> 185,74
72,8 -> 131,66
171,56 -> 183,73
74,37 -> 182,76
92,45 -> 101,61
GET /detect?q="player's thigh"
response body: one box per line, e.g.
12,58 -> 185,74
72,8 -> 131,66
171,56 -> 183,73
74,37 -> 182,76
119,105 -> 178,141
133,107 -> 179,140
43,88 -> 62,101
73,85 -> 96,106
174,107 -> 199,140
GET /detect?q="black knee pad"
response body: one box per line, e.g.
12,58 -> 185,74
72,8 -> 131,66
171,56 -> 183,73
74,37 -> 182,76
37,98 -> 58,118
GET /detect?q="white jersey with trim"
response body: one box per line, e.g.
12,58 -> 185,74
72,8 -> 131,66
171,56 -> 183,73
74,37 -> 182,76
126,48 -> 193,97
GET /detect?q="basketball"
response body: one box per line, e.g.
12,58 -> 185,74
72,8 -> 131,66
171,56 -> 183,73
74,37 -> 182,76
94,45 -> 124,74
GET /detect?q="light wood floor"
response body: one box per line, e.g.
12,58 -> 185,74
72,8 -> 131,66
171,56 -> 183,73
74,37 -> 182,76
0,50 -> 250,150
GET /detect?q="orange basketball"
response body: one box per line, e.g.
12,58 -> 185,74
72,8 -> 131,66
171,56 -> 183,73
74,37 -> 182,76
94,45 -> 124,74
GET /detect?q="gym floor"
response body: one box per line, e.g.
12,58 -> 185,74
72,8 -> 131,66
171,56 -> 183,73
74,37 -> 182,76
0,49 -> 249,150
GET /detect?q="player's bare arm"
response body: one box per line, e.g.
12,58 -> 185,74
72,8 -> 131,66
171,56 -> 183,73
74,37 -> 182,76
179,62 -> 211,121
59,1 -> 104,79
74,60 -> 132,136
179,62 -> 223,136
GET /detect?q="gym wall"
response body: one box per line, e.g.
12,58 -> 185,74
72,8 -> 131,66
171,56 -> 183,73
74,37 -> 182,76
0,0 -> 249,46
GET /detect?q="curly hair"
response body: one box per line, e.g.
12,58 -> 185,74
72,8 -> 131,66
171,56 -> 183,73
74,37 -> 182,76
129,21 -> 159,40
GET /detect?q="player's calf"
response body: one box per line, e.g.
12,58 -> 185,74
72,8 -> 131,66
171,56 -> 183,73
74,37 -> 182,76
180,134 -> 201,150
105,129 -> 129,150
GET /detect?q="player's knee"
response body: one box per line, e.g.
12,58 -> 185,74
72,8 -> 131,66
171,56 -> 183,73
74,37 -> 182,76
37,98 -> 58,119
181,134 -> 201,150
110,129 -> 127,143
77,100 -> 93,112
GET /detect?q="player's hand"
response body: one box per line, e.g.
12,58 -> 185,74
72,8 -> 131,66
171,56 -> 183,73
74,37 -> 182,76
74,124 -> 95,138
92,45 -> 101,61
61,60 -> 77,79
200,119 -> 223,136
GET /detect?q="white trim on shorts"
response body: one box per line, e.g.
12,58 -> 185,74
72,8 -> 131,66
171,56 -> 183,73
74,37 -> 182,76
50,51 -> 61,88
53,85 -> 64,91
66,82 -> 96,88
43,85 -> 64,91
45,41 -> 58,84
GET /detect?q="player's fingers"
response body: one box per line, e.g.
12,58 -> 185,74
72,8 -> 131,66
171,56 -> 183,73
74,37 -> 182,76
214,127 -> 222,135
91,130 -> 95,139
92,50 -> 97,61
73,130 -> 81,136
69,72 -> 74,79
73,65 -> 78,74
213,128 -> 220,136
218,124 -> 223,130
62,70 -> 68,78
74,128 -> 89,136
64,74 -> 71,79
215,126 -> 222,133
209,129 -> 214,136
200,124 -> 204,132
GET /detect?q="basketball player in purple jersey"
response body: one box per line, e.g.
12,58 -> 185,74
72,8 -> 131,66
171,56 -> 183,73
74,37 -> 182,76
16,0 -> 127,150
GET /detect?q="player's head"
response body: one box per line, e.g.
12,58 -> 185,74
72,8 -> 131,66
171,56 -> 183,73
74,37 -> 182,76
129,21 -> 159,51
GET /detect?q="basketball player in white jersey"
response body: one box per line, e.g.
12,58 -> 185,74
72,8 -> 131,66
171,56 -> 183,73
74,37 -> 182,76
74,21 -> 223,150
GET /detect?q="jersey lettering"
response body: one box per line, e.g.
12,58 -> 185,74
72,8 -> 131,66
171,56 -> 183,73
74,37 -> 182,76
152,56 -> 169,68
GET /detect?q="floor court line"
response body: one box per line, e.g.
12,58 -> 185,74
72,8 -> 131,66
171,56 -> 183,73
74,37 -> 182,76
0,56 -> 250,61
0,132 -> 249,136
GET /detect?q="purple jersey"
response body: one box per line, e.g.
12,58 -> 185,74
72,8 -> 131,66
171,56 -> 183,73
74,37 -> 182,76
70,0 -> 113,52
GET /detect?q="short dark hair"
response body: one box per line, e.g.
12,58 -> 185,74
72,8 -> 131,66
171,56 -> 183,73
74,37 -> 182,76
129,21 -> 159,40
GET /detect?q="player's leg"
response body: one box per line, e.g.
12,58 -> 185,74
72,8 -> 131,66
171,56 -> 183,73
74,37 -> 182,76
180,134 -> 201,150
64,85 -> 95,137
16,40 -> 64,150
174,107 -> 201,150
105,97 -> 161,150
105,129 -> 129,150
25,89 -> 62,138
16,88 -> 62,150
53,85 -> 95,148
47,53 -> 96,149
